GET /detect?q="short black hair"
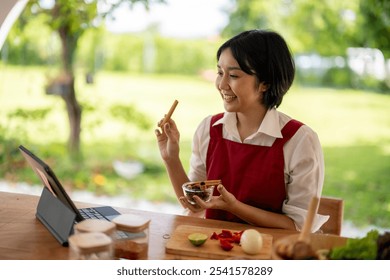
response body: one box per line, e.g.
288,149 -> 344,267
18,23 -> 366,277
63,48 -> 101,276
217,29 -> 295,109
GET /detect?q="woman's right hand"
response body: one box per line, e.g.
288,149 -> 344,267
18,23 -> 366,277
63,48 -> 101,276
180,184 -> 237,213
155,119 -> 180,162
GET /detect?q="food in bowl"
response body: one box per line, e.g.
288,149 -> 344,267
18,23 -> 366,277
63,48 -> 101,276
182,180 -> 221,205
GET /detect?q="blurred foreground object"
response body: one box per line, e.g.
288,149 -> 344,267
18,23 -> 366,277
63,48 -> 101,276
113,160 -> 144,179
0,0 -> 28,50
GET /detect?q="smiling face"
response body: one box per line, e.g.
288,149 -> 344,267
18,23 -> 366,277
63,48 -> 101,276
215,48 -> 266,114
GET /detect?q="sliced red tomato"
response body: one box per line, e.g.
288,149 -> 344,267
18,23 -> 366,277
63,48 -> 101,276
233,234 -> 241,243
219,239 -> 234,251
232,230 -> 244,243
218,229 -> 233,239
210,232 -> 219,240
211,229 -> 244,250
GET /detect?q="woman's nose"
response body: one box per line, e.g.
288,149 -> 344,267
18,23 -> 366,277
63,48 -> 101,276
217,75 -> 229,90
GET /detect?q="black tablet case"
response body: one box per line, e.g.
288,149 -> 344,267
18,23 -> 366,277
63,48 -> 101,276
36,187 -> 76,247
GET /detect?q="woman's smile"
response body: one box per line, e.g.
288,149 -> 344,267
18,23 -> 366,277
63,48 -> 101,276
221,93 -> 237,102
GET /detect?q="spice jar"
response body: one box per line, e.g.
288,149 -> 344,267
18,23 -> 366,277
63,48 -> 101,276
112,214 -> 151,260
68,232 -> 113,260
74,219 -> 116,239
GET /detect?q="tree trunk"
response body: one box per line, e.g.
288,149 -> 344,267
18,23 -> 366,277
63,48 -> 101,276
61,76 -> 82,156
58,24 -> 82,156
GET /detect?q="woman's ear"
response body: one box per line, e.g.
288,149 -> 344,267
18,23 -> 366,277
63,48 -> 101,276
261,83 -> 269,92
258,82 -> 269,93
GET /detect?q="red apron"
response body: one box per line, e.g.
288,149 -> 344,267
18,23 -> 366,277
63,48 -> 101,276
205,113 -> 303,223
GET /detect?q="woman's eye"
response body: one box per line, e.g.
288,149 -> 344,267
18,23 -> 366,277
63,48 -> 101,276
216,71 -> 238,78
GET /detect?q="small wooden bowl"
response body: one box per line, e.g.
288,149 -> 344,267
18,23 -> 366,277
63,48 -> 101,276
272,233 -> 348,260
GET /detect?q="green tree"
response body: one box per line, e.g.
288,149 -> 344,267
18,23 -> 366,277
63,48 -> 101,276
284,0 -> 358,55
222,0 -> 357,55
20,0 -> 165,157
222,0 -> 286,38
356,0 -> 390,57
222,0 -> 389,57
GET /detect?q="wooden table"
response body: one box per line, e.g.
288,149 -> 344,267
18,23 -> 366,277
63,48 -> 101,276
0,191 -> 298,260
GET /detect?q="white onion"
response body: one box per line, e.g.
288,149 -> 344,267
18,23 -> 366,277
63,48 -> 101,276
240,229 -> 263,255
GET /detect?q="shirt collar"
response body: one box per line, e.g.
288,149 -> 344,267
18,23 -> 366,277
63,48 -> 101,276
213,112 -> 236,132
260,108 -> 283,138
213,109 -> 283,139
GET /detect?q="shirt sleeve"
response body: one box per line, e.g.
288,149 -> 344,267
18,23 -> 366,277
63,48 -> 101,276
188,116 -> 212,182
282,125 -> 329,232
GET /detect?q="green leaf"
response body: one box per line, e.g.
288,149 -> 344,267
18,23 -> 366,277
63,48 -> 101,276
329,230 -> 379,260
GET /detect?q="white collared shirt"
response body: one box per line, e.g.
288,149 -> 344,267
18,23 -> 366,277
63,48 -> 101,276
188,108 -> 329,232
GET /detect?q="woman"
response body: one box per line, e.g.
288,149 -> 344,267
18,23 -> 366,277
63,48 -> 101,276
155,29 -> 328,232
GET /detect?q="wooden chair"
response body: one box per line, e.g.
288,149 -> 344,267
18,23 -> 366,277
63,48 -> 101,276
317,196 -> 344,235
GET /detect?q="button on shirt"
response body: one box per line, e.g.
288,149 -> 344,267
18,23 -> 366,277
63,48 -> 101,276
188,108 -> 329,232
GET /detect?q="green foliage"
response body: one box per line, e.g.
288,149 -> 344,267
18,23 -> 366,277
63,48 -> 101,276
222,0 -> 388,57
285,0 -> 358,55
357,0 -> 390,57
12,0 -> 167,156
295,66 -> 352,89
4,1 -> 388,92
329,230 -> 379,259
76,27 -> 106,73
79,32 -> 221,74
4,14 -> 58,65
19,0 -> 166,68
321,67 -> 354,88
221,0 -> 283,37
8,24 -> 221,76
323,144 -> 390,228
22,0 -> 98,71
0,125 -> 25,177
96,33 -> 145,72
153,37 -> 219,75
110,104 -> 152,130
7,107 -> 52,120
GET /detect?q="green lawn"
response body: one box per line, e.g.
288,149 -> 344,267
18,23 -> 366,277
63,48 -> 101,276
1,65 -> 389,229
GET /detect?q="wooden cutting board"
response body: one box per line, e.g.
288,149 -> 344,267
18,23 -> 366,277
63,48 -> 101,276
165,225 -> 273,259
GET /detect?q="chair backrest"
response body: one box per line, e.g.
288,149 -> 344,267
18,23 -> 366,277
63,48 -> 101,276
318,196 -> 344,235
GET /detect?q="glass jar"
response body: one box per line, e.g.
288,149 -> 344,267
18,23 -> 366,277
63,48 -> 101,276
74,219 -> 116,239
112,214 -> 151,260
68,232 -> 113,260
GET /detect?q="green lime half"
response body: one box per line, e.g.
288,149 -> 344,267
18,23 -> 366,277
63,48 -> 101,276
188,233 -> 208,247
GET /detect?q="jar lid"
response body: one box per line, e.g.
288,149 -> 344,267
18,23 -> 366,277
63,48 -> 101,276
112,214 -> 150,233
69,232 -> 112,254
74,219 -> 116,235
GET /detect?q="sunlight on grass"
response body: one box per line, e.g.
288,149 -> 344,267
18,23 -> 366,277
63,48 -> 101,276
2,66 -> 389,148
282,86 -> 390,147
382,144 -> 390,155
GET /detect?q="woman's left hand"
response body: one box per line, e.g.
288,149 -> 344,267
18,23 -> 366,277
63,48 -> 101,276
179,184 -> 237,212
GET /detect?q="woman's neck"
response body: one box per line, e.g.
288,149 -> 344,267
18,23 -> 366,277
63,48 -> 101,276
236,107 -> 268,141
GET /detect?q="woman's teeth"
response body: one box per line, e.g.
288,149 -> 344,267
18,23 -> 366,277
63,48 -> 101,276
222,94 -> 236,101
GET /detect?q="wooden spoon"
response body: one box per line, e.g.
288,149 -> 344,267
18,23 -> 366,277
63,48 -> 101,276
291,196 -> 320,259
277,196 -> 320,259
298,196 -> 320,243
